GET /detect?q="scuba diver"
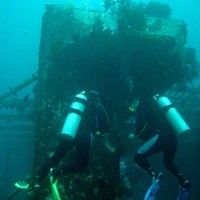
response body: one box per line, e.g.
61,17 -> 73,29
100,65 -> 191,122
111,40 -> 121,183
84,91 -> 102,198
127,94 -> 191,200
14,91 -> 110,199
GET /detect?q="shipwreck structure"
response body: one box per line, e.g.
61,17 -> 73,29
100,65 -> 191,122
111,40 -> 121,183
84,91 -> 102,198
31,2 -> 199,200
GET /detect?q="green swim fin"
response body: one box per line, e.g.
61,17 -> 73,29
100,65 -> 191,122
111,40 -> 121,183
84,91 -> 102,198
50,176 -> 62,200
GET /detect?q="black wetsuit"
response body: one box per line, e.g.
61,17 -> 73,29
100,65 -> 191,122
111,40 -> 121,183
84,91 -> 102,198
37,130 -> 93,182
35,93 -> 110,183
134,99 -> 186,186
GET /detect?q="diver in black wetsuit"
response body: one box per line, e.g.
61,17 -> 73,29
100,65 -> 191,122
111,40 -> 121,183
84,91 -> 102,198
18,91 -> 110,191
132,95 -> 190,190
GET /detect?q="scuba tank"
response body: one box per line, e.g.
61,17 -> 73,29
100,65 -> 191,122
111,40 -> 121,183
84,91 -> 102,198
153,94 -> 190,135
61,92 -> 88,140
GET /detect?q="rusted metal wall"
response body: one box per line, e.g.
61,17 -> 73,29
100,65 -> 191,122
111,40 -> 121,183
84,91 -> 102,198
33,3 -> 190,199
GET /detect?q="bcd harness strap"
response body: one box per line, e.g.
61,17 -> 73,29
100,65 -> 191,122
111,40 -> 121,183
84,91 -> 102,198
139,121 -> 148,135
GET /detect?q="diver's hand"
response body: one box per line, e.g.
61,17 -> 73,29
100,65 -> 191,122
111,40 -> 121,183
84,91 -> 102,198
128,133 -> 135,139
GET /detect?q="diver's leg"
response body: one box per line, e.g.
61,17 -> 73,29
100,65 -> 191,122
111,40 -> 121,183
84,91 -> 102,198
16,136 -> 74,189
134,134 -> 161,177
162,132 -> 180,178
36,137 -> 74,182
162,132 -> 189,187
61,131 -> 92,174
163,132 -> 190,199
135,134 -> 163,200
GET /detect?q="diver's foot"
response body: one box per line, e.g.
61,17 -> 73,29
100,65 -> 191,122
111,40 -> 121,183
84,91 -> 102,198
177,180 -> 191,200
145,173 -> 163,200
152,172 -> 163,183
182,180 -> 190,189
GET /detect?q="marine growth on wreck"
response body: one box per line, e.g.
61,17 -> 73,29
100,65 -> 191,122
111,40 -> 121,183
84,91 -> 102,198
31,1 -> 199,199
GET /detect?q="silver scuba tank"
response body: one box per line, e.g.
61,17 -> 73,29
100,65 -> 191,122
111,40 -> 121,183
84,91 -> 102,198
61,92 -> 87,140
154,95 -> 190,135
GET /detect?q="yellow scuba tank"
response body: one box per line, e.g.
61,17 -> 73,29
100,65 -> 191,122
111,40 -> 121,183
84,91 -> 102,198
61,92 -> 87,140
154,94 -> 190,135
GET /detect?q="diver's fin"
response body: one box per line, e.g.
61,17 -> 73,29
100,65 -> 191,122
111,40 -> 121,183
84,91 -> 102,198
50,176 -> 62,200
144,173 -> 163,200
177,180 -> 191,200
14,181 -> 29,190
177,186 -> 190,200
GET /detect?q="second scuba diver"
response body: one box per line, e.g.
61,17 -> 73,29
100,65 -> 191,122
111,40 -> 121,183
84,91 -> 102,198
128,94 -> 191,199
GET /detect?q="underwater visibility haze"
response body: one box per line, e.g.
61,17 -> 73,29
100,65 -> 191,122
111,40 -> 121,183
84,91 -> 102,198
0,0 -> 200,200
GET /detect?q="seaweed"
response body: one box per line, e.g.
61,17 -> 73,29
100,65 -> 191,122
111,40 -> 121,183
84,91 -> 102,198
116,2 -> 147,35
145,1 -> 172,18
